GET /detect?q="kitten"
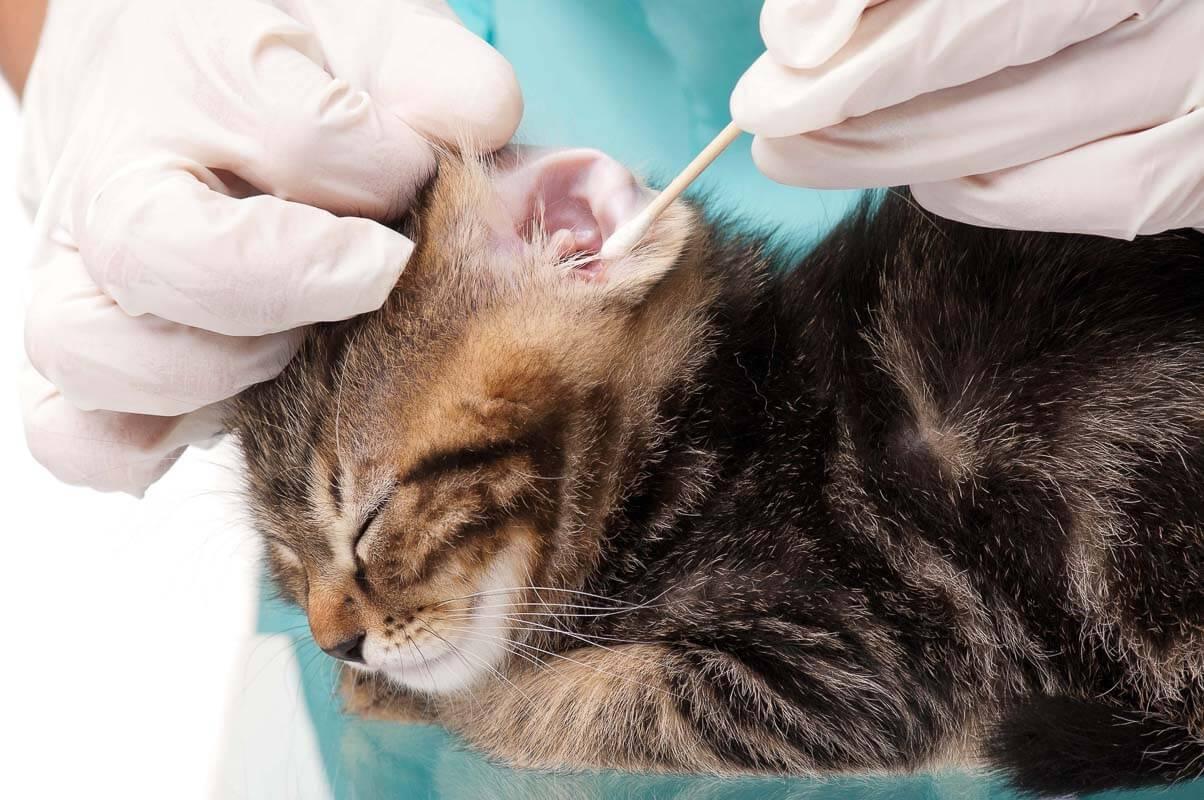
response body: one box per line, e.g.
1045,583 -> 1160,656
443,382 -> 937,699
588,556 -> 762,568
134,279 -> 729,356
231,147 -> 1204,797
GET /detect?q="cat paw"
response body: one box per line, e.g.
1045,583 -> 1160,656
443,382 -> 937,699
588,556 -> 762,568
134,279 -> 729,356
339,669 -> 435,723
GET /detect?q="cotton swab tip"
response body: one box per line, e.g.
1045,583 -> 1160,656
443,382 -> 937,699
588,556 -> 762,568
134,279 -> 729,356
598,121 -> 742,263
599,210 -> 654,261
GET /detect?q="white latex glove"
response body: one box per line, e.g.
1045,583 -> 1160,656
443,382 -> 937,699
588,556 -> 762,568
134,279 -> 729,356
18,0 -> 522,494
732,0 -> 1204,238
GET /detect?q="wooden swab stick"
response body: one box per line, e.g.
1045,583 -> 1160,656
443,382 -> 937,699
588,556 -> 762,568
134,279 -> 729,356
598,121 -> 743,261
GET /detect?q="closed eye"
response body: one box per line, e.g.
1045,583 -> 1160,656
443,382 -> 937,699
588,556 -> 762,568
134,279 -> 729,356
353,482 -> 396,566
354,504 -> 382,551
351,477 -> 399,566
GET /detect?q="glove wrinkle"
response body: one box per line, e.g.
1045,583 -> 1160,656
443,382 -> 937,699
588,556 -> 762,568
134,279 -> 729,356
18,0 -> 522,494
733,0 -> 1201,240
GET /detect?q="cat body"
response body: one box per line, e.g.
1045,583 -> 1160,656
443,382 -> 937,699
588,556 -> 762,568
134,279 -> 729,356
233,150 -> 1204,797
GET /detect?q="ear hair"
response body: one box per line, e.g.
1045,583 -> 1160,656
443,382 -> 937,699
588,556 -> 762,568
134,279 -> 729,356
581,199 -> 695,304
490,147 -> 694,302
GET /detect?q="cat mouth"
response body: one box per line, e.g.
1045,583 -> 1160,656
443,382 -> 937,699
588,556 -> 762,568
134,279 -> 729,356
382,644 -> 458,679
366,550 -> 532,694
371,619 -> 508,694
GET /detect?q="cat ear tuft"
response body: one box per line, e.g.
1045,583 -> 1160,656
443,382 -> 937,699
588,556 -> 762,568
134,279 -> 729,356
493,148 -> 690,299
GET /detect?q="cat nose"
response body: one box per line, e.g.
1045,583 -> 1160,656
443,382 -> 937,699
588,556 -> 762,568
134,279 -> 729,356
323,633 -> 366,664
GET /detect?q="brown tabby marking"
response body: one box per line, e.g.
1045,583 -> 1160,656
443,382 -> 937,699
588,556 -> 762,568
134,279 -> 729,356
233,147 -> 1204,797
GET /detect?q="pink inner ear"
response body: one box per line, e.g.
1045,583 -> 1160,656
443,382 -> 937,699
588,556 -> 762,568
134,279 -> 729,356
494,149 -> 652,273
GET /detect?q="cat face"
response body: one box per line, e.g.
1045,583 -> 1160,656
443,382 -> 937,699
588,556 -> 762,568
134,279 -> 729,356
231,149 -> 709,693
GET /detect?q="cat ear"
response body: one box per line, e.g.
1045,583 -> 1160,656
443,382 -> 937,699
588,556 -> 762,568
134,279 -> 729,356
492,148 -> 690,298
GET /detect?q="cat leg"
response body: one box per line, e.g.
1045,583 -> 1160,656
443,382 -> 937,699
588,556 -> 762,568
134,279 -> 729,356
340,668 -> 436,723
447,643 -> 724,773
446,635 -> 944,775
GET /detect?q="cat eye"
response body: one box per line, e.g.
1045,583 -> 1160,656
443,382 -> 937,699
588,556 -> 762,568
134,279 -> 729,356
352,484 -> 396,566
353,508 -> 381,568
353,506 -> 381,551
352,517 -> 375,582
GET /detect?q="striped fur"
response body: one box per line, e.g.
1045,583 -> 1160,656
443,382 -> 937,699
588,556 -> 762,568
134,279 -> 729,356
231,155 -> 1204,796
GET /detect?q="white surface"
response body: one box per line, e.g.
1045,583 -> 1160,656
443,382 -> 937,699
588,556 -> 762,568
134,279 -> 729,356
1,89 -> 298,799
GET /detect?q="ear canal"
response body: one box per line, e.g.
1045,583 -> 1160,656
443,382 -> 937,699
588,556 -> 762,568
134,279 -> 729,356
492,148 -> 691,297
496,148 -> 648,256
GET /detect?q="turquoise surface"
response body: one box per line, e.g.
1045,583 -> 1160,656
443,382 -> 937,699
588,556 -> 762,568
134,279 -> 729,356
252,2 -> 1203,798
466,0 -> 861,245
259,593 -> 1204,799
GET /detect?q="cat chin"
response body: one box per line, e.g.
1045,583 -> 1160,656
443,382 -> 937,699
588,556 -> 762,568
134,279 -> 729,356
367,549 -> 530,696
376,646 -> 480,694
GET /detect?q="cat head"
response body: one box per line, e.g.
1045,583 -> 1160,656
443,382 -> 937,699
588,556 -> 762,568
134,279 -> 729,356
230,148 -> 714,693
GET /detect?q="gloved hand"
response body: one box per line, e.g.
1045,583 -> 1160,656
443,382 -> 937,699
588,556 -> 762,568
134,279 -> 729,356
732,0 -> 1204,238
18,0 -> 522,494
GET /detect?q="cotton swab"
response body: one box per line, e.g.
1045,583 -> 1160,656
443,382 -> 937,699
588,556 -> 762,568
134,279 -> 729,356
598,121 -> 743,262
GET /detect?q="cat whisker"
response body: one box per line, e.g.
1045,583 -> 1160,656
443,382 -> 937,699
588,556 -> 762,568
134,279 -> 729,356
435,586 -> 646,607
500,618 -> 674,664
269,623 -> 317,636
298,644 -> 332,688
328,660 -> 346,700
438,625 -> 683,701
433,585 -> 670,610
437,602 -> 666,619
404,635 -> 444,704
418,623 -> 538,711
443,613 -> 664,648
238,635 -> 313,695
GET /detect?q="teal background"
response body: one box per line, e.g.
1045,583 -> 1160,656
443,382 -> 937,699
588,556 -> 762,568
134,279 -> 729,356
253,2 -> 1204,798
462,0 -> 861,245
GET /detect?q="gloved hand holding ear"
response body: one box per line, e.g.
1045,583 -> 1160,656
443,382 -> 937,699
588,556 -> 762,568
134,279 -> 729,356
734,0 -> 1204,238
18,0 -> 522,494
